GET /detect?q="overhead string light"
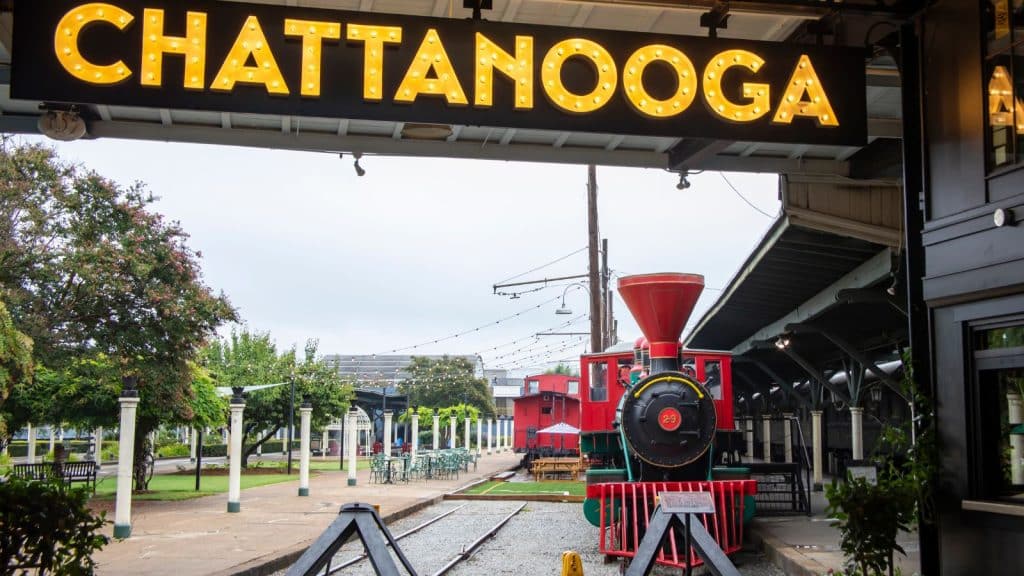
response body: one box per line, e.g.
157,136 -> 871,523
491,336 -> 588,369
475,314 -> 587,354
371,294 -> 564,355
484,331 -> 588,362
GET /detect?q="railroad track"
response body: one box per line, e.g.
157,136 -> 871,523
316,501 -> 527,576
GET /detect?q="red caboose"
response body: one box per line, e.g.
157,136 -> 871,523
513,389 -> 581,454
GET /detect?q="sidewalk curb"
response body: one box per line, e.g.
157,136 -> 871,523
748,523 -> 831,576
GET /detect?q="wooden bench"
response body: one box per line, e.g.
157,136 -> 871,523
530,457 -> 582,481
10,462 -> 98,494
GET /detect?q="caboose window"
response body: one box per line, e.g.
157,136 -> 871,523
568,380 -> 579,395
704,359 -> 723,400
590,362 -> 608,401
527,379 -> 540,394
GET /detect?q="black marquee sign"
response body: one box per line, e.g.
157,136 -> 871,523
12,0 -> 867,146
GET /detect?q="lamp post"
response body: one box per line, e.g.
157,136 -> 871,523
287,374 -> 295,475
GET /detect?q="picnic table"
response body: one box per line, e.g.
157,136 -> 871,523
530,457 -> 583,481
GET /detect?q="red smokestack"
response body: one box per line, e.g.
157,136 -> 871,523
617,273 -> 704,360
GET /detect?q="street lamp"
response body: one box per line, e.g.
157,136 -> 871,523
555,283 -> 589,315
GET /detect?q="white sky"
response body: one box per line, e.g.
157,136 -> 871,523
27,136 -> 780,376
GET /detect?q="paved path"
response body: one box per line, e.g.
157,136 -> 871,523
92,452 -> 521,576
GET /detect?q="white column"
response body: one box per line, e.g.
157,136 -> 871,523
383,410 -> 393,456
811,410 -> 824,489
487,418 -> 494,454
1008,392 -> 1023,485
321,430 -> 328,460
411,412 -> 420,461
27,423 -> 36,464
432,411 -> 440,451
95,427 -> 104,467
449,417 -> 457,448
464,416 -> 471,451
783,413 -> 794,464
498,417 -> 505,451
346,409 -> 358,486
113,388 -> 140,539
189,427 -> 197,462
850,406 -> 864,460
48,427 -> 56,457
298,402 -> 312,497
509,417 -> 515,451
227,392 -> 245,513
744,418 -> 754,462
476,417 -> 483,456
762,416 -> 772,462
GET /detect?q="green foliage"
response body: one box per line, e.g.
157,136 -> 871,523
0,299 -> 33,441
399,356 -> 496,416
200,331 -> 352,466
545,363 -> 579,376
0,477 -> 108,574
0,140 -> 236,490
156,444 -> 190,458
825,349 -> 937,576
100,441 -> 118,463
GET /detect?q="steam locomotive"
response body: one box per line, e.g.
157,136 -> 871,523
579,273 -> 755,570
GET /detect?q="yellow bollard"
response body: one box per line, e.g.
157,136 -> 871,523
561,550 -> 584,576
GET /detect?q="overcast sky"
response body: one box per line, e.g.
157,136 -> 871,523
28,136 -> 780,376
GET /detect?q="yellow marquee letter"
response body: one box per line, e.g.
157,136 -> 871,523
475,33 -> 533,109
703,49 -> 769,122
395,29 -> 467,105
772,55 -> 839,126
141,9 -> 207,89
623,44 -> 696,118
541,39 -> 617,113
212,16 -> 289,95
54,2 -> 134,85
285,19 -> 341,97
347,24 -> 402,101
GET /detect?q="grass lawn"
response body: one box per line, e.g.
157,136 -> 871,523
464,481 -> 586,496
92,471 -> 298,501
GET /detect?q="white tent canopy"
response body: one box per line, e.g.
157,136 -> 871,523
536,422 -> 580,435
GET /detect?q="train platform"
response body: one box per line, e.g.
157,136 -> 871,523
90,451 -> 522,576
749,488 -> 921,576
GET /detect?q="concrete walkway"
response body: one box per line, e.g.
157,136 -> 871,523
92,451 -> 521,576
749,489 -> 920,576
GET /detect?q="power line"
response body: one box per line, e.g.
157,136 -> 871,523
475,314 -> 587,355
372,294 -> 563,355
719,172 -> 778,219
493,246 -> 587,285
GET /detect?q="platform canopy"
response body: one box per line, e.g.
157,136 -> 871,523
0,0 -> 909,179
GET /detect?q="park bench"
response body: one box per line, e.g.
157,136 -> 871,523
10,462 -> 98,494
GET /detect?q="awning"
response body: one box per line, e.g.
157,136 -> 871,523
536,422 -> 580,435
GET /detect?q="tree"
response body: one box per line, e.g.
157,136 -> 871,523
0,299 -> 33,443
200,330 -> 352,466
0,139 -> 236,487
399,356 -> 496,416
545,363 -> 579,376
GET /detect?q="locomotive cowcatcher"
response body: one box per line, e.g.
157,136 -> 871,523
579,273 -> 756,570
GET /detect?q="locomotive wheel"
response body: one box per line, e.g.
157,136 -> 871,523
620,371 -> 717,468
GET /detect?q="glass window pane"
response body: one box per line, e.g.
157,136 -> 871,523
988,54 -> 1019,169
567,380 -> 579,395
982,368 -> 1024,503
976,325 -> 1024,349
590,362 -> 607,402
704,360 -> 723,400
987,1 -> 1014,55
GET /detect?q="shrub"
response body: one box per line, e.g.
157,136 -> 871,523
156,444 -> 190,458
100,441 -> 119,462
0,478 -> 109,574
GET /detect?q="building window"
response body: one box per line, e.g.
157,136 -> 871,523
567,380 -> 579,395
984,1 -> 1024,170
973,322 -> 1024,505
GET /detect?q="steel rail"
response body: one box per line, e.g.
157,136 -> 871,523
324,504 -> 468,575
430,503 -> 527,576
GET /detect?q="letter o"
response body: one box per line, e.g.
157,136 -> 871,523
541,39 -> 617,114
622,44 -> 696,118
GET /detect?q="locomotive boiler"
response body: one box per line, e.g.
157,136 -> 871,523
579,273 -> 755,570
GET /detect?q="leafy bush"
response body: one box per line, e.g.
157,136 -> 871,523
0,478 -> 109,574
200,444 -> 227,458
100,441 -> 118,462
156,444 -> 190,458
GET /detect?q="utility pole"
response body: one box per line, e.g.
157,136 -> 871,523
602,238 -> 612,347
587,164 -> 604,353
